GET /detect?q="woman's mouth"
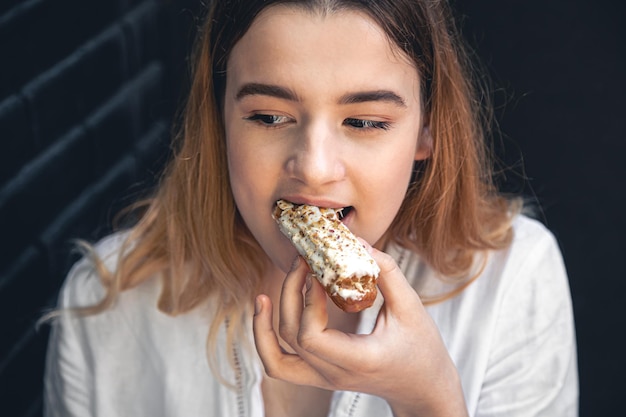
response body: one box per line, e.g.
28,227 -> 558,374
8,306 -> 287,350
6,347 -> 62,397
275,200 -> 354,223
337,206 -> 354,221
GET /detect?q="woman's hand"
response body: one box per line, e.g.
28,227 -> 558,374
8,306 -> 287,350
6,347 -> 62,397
252,245 -> 469,417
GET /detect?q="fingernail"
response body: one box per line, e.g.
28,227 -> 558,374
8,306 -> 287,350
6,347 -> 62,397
305,274 -> 312,292
254,296 -> 262,315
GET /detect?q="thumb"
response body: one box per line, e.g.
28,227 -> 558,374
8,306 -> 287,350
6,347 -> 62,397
365,244 -> 423,311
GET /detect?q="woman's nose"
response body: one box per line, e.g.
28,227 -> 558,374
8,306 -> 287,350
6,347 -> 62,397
285,124 -> 345,186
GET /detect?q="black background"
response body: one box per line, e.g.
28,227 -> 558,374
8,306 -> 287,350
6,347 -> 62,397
1,0 -> 624,415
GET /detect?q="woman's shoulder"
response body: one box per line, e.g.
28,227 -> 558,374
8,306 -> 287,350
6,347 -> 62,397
398,213 -> 567,301
57,231 -> 131,309
510,213 -> 558,247
466,213 -> 571,320
504,213 -> 565,275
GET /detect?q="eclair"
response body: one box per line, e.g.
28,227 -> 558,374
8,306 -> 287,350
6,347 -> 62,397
273,199 -> 380,312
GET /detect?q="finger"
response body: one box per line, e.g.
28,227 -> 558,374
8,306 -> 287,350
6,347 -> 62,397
278,257 -> 308,346
291,279 -> 379,375
253,294 -> 282,365
297,275 -> 331,352
253,294 -> 329,386
301,275 -> 329,329
368,245 -> 423,312
278,259 -> 344,367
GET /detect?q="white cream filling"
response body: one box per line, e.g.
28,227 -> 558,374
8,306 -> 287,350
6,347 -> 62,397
274,200 -> 380,289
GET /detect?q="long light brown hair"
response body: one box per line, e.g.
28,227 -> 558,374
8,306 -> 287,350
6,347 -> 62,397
85,0 -> 517,376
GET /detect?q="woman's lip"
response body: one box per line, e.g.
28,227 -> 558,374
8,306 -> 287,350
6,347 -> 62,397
278,197 -> 347,210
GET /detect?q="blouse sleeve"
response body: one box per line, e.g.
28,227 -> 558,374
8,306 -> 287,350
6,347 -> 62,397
44,232 -> 130,416
43,257 -> 101,417
476,227 -> 579,416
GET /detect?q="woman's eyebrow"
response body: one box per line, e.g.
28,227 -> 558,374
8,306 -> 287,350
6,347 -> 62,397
338,90 -> 407,107
235,83 -> 406,108
235,83 -> 299,101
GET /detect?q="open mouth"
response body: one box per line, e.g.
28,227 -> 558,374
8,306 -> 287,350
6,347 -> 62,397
337,206 -> 353,220
275,200 -> 353,221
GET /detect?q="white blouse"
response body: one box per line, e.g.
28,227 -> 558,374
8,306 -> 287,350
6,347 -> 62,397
44,215 -> 578,416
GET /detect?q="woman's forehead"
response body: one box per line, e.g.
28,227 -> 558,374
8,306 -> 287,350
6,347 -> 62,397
225,5 -> 421,104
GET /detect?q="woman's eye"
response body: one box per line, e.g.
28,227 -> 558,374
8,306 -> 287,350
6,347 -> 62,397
344,118 -> 391,131
245,114 -> 292,126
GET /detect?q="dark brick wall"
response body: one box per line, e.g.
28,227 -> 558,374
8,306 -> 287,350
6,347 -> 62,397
0,0 -> 199,415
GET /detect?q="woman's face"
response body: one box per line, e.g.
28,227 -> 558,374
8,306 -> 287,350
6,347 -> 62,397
224,6 -> 430,273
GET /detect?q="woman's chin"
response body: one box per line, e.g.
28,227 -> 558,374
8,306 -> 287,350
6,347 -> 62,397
265,244 -> 299,275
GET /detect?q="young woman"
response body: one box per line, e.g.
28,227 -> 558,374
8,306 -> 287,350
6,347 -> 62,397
44,1 -> 578,416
